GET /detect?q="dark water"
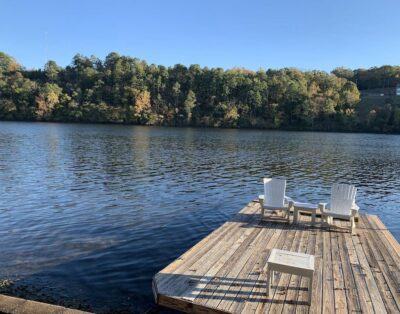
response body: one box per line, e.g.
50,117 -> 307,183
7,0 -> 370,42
0,121 -> 399,313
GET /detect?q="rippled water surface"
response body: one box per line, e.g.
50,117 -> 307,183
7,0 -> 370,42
0,122 -> 399,312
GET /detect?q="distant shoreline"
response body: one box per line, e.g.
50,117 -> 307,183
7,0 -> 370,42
1,119 -> 399,135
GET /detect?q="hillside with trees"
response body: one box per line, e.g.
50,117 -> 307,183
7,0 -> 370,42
1,51 -> 400,133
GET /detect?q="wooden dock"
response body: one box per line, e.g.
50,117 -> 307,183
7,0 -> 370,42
153,200 -> 400,313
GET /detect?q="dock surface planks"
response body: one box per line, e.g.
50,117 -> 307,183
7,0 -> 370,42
153,201 -> 400,313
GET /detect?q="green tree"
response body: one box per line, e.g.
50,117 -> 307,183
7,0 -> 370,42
44,60 -> 61,82
332,67 -> 354,80
183,90 -> 196,124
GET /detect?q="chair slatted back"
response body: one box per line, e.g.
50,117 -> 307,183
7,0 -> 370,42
263,178 -> 286,208
331,183 -> 357,215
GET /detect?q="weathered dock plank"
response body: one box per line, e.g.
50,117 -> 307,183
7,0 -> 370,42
153,201 -> 400,313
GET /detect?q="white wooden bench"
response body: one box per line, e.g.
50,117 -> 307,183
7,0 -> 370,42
266,249 -> 315,304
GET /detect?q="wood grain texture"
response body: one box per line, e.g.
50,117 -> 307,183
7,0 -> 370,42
153,200 -> 400,313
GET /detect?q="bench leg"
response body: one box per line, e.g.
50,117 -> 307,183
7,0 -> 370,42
311,210 -> 316,225
266,269 -> 271,296
308,274 -> 313,305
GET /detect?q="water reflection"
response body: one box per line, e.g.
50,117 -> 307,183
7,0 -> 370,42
0,122 -> 399,313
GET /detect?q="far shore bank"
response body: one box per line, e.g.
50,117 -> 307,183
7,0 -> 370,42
1,119 -> 399,136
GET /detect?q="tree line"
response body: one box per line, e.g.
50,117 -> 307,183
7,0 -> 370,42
333,66 -> 400,90
1,51 -> 400,132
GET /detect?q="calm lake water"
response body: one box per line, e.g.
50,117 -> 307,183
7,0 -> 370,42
0,121 -> 399,313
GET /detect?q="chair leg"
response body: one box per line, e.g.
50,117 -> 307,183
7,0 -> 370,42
293,209 -> 298,224
351,217 -> 356,235
322,215 -> 329,227
311,210 -> 316,225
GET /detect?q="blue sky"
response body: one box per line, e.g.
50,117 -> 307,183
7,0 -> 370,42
1,0 -> 399,71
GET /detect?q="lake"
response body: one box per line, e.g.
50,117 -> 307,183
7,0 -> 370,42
0,121 -> 399,313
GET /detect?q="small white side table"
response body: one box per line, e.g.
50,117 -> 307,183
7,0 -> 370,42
293,202 -> 318,225
266,249 -> 315,304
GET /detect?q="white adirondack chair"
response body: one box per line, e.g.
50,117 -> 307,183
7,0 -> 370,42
319,183 -> 359,235
258,178 -> 294,222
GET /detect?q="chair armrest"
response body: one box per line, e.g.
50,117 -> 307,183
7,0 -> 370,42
258,195 -> 264,208
284,196 -> 295,207
319,203 -> 328,212
351,202 -> 359,216
284,196 -> 294,202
